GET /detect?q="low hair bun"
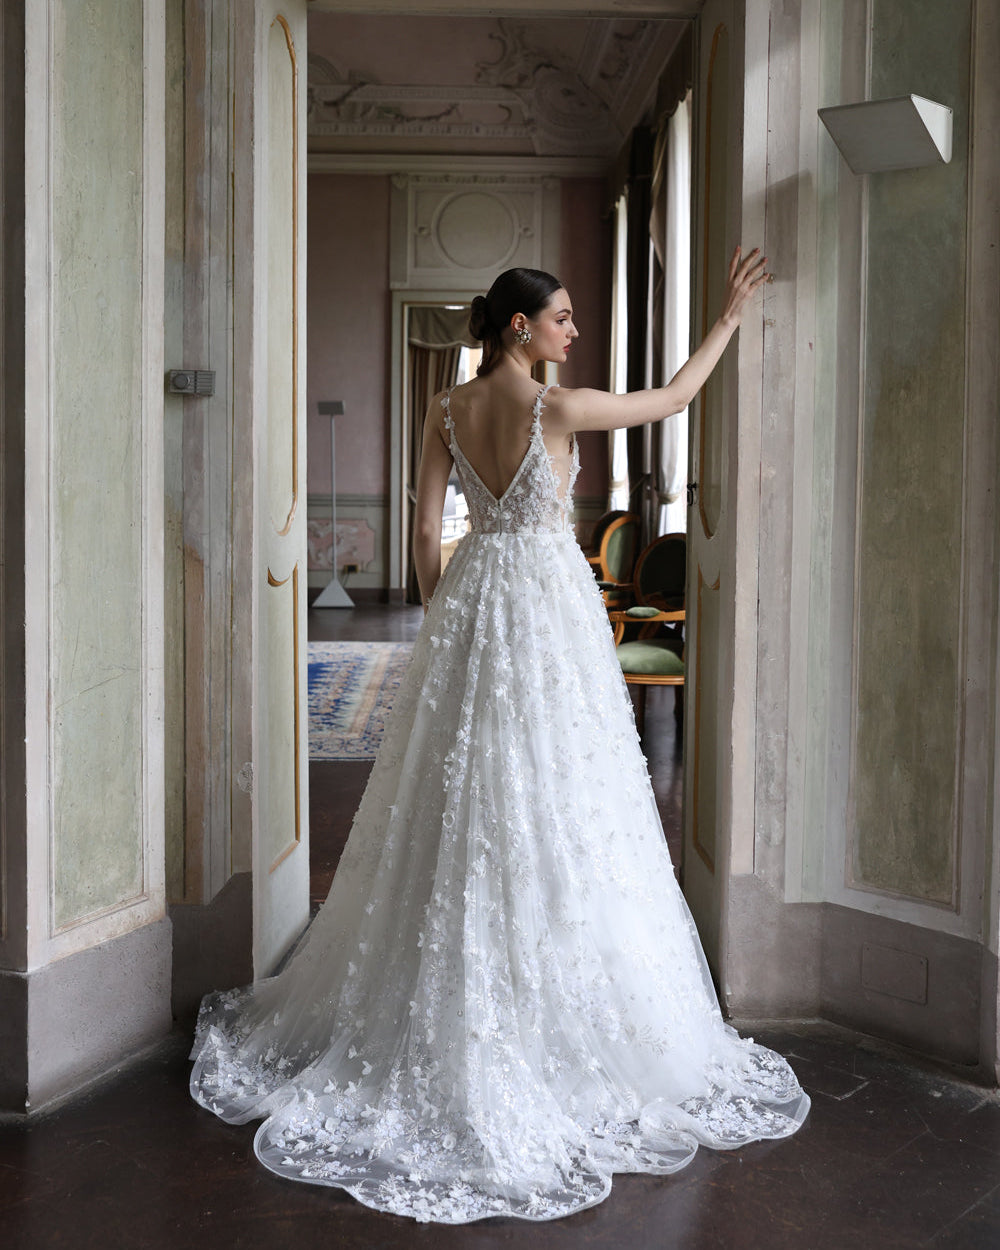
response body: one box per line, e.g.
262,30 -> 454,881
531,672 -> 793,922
472,268 -> 563,376
468,295 -> 491,342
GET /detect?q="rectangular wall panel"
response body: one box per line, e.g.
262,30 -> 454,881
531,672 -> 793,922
850,0 -> 972,905
266,15 -> 296,538
49,0 -> 146,928
264,566 -> 300,870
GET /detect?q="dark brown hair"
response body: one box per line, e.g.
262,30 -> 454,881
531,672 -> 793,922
469,268 -> 563,376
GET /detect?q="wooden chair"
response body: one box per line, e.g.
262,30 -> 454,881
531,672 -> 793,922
586,512 -> 641,607
583,509 -> 629,561
608,533 -> 686,737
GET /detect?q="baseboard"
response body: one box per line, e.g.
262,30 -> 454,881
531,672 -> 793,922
0,972 -> 28,1111
980,947 -> 999,1083
820,904 -> 983,1067
723,881 -> 992,1075
724,875 -> 823,1017
0,917 -> 172,1114
169,871 -> 253,1026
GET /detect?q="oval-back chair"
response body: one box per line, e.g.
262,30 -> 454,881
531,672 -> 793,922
608,533 -> 686,737
587,512 -> 641,606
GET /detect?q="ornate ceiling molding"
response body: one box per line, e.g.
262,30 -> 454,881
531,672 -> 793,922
307,17 -> 684,161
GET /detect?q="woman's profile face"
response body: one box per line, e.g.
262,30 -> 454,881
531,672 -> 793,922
524,288 -> 579,363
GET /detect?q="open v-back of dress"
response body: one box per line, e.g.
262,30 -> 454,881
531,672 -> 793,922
189,385 -> 809,1224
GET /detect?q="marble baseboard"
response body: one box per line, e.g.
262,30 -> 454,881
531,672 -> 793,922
0,917 -> 172,1115
725,876 -> 988,1073
821,904 -> 983,1068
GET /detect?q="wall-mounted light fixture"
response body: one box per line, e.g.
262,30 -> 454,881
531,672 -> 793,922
818,94 -> 952,175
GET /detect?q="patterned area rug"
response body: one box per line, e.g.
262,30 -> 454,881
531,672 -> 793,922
308,641 -> 414,761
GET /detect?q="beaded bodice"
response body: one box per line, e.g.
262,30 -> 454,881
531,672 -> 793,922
441,385 -> 579,536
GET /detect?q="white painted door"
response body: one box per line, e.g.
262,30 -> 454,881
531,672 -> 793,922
241,0 -> 310,975
682,0 -> 747,977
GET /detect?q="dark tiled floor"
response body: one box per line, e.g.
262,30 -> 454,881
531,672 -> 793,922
2,1023 -> 999,1249
3,603 -> 999,1247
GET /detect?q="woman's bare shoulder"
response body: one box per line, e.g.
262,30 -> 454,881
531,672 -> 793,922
540,384 -> 604,428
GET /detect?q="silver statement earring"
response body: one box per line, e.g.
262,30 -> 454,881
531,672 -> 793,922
513,325 -> 532,346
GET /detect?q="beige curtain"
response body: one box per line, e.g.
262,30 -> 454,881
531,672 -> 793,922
405,307 -> 475,602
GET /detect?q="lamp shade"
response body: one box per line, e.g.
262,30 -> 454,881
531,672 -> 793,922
818,94 -> 952,175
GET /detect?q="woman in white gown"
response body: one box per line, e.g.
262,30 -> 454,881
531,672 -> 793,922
190,248 -> 810,1224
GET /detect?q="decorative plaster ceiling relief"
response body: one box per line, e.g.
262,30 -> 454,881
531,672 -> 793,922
308,17 -> 683,160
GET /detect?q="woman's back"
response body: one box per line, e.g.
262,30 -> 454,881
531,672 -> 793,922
444,371 -> 574,501
443,371 -> 578,521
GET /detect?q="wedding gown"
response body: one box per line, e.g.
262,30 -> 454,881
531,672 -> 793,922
190,385 -> 810,1223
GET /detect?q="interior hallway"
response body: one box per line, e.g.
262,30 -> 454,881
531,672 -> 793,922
2,604 -> 999,1248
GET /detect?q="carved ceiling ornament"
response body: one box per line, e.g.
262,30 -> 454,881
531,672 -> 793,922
307,18 -> 672,161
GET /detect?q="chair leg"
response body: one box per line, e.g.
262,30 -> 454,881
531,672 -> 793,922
635,685 -> 647,738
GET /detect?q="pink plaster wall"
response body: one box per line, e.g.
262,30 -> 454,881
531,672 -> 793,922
557,177 -> 612,499
306,173 -> 612,505
307,174 -> 390,496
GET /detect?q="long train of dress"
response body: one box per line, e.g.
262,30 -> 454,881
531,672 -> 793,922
190,386 -> 810,1223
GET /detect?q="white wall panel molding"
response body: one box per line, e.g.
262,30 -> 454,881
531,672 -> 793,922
389,173 -> 561,292
22,0 -> 166,965
309,152 -> 610,177
310,1 -> 701,15
0,0 -> 27,966
0,0 -> 171,1111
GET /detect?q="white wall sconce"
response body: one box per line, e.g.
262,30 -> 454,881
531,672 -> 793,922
818,94 -> 953,174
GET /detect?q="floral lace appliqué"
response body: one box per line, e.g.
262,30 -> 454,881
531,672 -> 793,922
189,384 -> 810,1223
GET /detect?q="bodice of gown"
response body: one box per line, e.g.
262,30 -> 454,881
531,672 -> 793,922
441,385 -> 579,536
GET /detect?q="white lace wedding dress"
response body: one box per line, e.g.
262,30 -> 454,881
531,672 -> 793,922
190,385 -> 810,1223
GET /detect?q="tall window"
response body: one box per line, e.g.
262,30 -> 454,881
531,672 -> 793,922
658,92 -> 692,536
608,193 -> 630,511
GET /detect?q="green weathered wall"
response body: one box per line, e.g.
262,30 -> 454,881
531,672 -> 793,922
852,0 -> 972,901
49,0 -> 146,926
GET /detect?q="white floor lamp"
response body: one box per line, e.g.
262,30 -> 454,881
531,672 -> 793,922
313,400 -> 354,608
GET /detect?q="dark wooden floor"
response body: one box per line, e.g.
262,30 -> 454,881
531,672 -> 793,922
2,602 -> 999,1249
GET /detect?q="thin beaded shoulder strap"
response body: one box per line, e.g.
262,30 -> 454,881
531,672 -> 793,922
531,383 -> 555,432
439,387 -> 456,435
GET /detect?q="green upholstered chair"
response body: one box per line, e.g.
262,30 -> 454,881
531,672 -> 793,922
583,509 -> 629,560
586,512 -> 641,607
631,531 -> 686,613
608,533 -> 686,737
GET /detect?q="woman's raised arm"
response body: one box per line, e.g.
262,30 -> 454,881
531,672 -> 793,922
546,246 -> 769,435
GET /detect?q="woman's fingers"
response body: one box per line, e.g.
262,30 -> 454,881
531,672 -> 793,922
737,248 -> 763,279
721,245 -> 770,323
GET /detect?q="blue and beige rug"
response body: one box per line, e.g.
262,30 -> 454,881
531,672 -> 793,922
308,641 -> 413,760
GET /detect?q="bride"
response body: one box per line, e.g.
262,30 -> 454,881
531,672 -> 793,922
190,247 -> 810,1224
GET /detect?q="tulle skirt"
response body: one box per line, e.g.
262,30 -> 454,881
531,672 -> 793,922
190,530 -> 809,1223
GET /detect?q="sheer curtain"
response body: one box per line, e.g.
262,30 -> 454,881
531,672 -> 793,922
656,94 -> 692,536
608,194 -> 630,512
